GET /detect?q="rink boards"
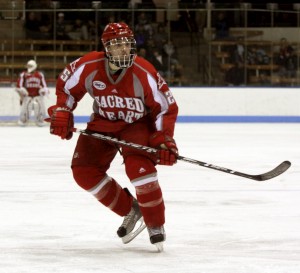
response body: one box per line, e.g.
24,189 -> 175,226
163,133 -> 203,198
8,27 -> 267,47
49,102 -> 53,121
0,87 -> 299,123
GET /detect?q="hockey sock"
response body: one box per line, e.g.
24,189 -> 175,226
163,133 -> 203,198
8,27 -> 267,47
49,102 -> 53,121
72,166 -> 132,216
135,181 -> 165,227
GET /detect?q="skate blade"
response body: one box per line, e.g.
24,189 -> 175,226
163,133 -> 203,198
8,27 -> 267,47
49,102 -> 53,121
154,242 -> 164,252
121,217 -> 146,244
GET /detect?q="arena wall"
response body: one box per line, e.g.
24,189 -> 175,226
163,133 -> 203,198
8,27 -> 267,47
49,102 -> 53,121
0,87 -> 299,123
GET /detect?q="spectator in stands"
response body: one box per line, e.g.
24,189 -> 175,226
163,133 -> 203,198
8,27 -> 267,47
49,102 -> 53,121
56,13 -> 70,40
38,11 -> 53,40
24,12 -> 42,39
247,46 -> 271,85
225,41 -> 246,86
247,46 -> 270,65
144,37 -> 156,53
148,48 -> 168,77
168,63 -> 183,86
163,39 -> 179,65
87,20 -> 97,40
68,19 -> 89,41
148,46 -> 183,85
214,11 -> 230,40
15,60 -> 49,127
275,37 -> 297,78
152,24 -> 168,51
135,12 -> 153,38
67,18 -> 89,50
135,23 -> 149,48
24,11 -> 52,43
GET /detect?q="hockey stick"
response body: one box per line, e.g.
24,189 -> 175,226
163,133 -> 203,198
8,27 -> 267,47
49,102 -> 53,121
73,128 -> 291,182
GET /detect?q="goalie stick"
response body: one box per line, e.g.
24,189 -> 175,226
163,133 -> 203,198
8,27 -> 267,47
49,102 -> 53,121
73,128 -> 291,182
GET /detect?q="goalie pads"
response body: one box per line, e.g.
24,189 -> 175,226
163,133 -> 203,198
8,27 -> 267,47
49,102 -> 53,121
33,96 -> 46,126
19,96 -> 32,124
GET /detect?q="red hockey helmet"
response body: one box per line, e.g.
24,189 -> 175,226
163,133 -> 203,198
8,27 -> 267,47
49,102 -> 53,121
101,22 -> 137,68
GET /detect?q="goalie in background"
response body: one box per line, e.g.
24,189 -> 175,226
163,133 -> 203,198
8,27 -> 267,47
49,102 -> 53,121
15,60 -> 49,126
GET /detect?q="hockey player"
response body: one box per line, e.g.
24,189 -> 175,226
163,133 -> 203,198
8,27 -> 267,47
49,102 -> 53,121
47,22 -> 178,251
16,60 -> 49,126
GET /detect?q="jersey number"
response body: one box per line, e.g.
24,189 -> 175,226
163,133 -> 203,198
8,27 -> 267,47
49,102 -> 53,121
165,91 -> 176,104
60,68 -> 71,82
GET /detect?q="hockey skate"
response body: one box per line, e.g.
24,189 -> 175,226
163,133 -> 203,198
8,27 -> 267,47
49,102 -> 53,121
117,198 -> 146,244
147,226 -> 166,252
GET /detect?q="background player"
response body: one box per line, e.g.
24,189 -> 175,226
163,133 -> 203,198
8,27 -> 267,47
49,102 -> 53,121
15,60 -> 49,126
47,22 -> 178,251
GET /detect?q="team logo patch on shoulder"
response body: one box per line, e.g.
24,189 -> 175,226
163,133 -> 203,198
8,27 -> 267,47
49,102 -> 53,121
93,81 -> 106,90
157,72 -> 167,89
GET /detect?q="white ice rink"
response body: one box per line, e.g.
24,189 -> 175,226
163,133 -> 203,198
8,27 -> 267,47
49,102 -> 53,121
0,123 -> 299,273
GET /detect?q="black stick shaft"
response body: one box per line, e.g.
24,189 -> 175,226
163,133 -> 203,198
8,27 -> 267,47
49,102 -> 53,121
73,128 -> 291,181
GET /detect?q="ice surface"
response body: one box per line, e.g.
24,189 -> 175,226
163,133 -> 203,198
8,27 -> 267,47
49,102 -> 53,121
0,123 -> 299,273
